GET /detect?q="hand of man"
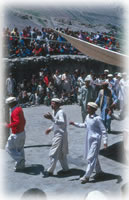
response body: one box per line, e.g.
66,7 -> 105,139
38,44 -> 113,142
104,143 -> 108,149
44,112 -> 53,120
69,121 -> 75,125
45,128 -> 51,135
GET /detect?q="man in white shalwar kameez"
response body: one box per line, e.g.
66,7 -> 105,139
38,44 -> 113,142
44,98 -> 69,176
70,102 -> 108,184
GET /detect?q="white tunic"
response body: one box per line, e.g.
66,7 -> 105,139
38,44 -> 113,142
74,114 -> 108,160
49,108 -> 68,159
6,77 -> 15,96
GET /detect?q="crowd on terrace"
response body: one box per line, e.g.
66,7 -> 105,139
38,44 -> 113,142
3,26 -> 121,58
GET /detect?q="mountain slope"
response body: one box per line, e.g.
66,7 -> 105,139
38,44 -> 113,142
3,5 -> 125,42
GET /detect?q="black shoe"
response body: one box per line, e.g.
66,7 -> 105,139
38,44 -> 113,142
107,128 -> 111,133
43,171 -> 53,178
14,160 -> 25,172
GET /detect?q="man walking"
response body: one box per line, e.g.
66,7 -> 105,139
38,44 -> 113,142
44,98 -> 69,176
70,102 -> 108,184
5,96 -> 26,171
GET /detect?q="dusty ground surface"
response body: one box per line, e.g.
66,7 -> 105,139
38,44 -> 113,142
0,104 -> 129,200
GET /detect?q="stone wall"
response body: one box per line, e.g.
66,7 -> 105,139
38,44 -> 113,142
4,55 -> 121,81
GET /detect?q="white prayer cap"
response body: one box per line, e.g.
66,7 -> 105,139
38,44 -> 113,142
84,77 -> 91,82
51,98 -> 61,103
6,97 -> 17,104
85,190 -> 107,200
87,102 -> 98,110
122,72 -> 127,76
107,74 -> 113,78
104,69 -> 109,73
117,73 -> 122,77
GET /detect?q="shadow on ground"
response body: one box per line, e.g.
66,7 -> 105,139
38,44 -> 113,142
55,168 -> 85,178
90,171 -> 123,184
24,144 -> 51,149
59,170 -> 123,183
110,130 -> 123,135
16,164 -> 44,175
100,141 -> 125,164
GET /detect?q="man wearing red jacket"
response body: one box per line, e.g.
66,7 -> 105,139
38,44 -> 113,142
5,96 -> 26,171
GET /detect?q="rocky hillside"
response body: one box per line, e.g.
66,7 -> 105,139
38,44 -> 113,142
4,5 -> 124,35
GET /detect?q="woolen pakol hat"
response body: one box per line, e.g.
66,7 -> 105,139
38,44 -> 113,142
84,77 -> 91,82
107,74 -> 113,78
87,102 -> 98,110
6,97 -> 17,104
104,69 -> 109,73
51,98 -> 61,103
117,73 -> 122,77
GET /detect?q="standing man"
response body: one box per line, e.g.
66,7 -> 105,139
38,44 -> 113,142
5,97 -> 26,171
70,102 -> 108,184
95,82 -> 118,132
80,77 -> 93,122
6,73 -> 16,97
53,70 -> 62,97
44,98 -> 69,176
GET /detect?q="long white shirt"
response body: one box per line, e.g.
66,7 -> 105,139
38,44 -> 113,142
6,77 -> 15,96
53,74 -> 62,85
119,78 -> 128,101
49,108 -> 68,158
74,114 -> 108,159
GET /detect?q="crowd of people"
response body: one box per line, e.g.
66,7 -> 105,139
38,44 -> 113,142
60,28 -> 120,52
3,26 -> 121,58
3,22 -> 128,200
6,66 -> 129,133
3,26 -> 79,58
4,86 -> 129,198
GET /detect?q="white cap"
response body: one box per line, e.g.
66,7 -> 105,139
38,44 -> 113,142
122,72 -> 127,76
84,77 -> 91,82
107,74 -> 113,78
87,102 -> 98,110
85,191 -> 107,200
6,97 -> 17,104
104,69 -> 109,73
51,98 -> 61,103
117,73 -> 122,77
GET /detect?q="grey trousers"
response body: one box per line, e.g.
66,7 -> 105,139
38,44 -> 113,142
6,131 -> 25,168
47,154 -> 69,173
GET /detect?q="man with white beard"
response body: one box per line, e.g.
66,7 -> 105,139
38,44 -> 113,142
43,98 -> 69,176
